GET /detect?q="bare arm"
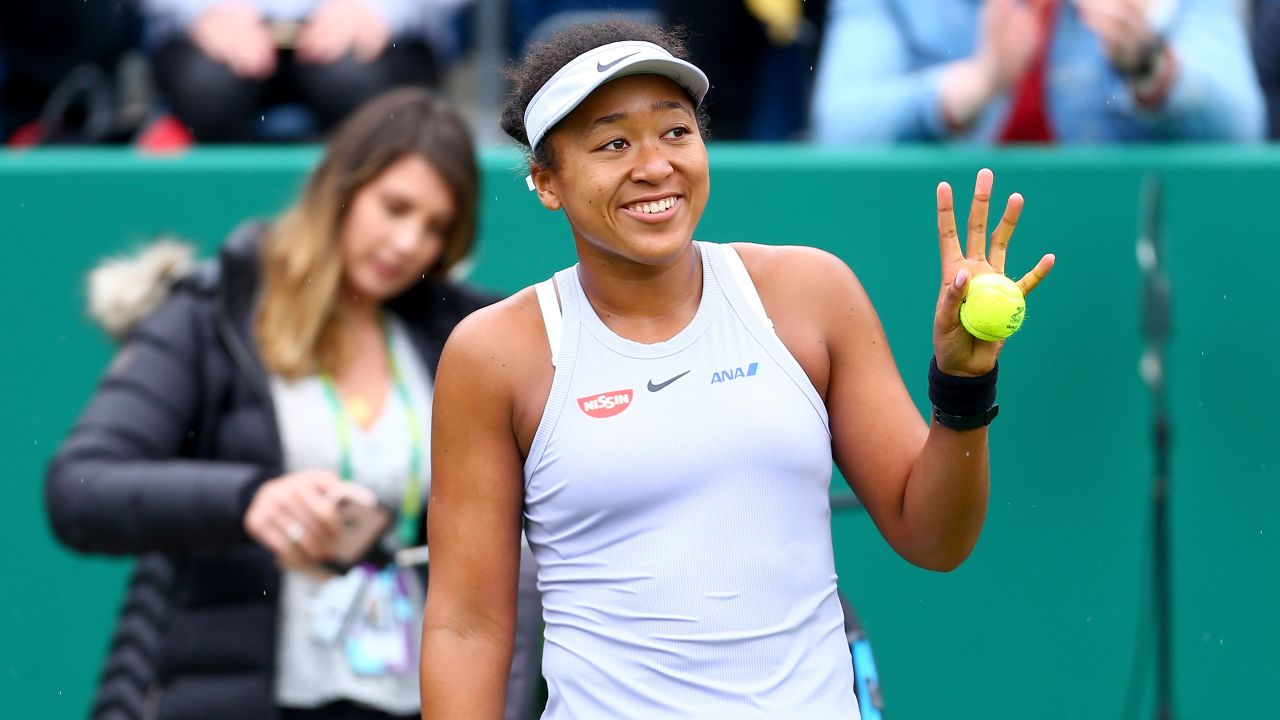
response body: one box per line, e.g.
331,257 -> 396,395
833,169 -> 1052,571
740,170 -> 1053,572
820,264 -> 991,572
754,246 -> 982,571
805,256 -> 977,572
421,306 -> 528,719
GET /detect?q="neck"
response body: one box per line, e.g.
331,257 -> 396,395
574,238 -> 702,339
338,288 -> 383,326
340,281 -> 378,315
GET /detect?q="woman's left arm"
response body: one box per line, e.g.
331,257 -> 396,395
45,288 -> 269,555
819,169 -> 1054,571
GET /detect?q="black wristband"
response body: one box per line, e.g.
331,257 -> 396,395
928,357 -> 997,417
933,404 -> 1000,431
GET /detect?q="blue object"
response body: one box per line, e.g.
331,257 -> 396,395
811,0 -> 1264,143
851,635 -> 884,720
255,103 -> 318,142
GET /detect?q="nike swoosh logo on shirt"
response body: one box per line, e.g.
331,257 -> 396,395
647,370 -> 691,392
597,53 -> 640,72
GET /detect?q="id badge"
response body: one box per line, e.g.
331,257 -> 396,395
309,566 -> 369,645
344,566 -> 417,676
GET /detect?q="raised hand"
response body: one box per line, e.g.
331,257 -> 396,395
934,168 -> 1055,376
941,0 -> 1047,129
977,0 -> 1046,93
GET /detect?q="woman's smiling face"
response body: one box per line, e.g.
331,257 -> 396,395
532,74 -> 710,267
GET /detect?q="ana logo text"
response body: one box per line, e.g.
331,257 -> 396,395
578,389 -> 634,418
710,362 -> 759,384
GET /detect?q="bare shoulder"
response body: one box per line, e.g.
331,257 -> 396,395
444,286 -> 544,359
438,286 -> 556,452
439,287 -> 550,389
726,242 -> 868,311
721,243 -> 879,398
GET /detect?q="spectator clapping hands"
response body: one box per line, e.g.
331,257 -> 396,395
942,0 -> 1047,129
1074,0 -> 1162,75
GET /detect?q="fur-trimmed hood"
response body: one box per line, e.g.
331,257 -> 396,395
86,221 -> 498,349
87,240 -> 195,339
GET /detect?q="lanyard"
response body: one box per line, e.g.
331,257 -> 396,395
319,317 -> 424,548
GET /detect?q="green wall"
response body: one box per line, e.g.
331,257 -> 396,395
2,146 -> 1276,719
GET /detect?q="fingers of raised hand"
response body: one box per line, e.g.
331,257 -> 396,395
967,168 -> 994,259
937,268 -> 971,331
988,192 -> 1024,273
937,181 -> 963,266
1016,253 -> 1056,296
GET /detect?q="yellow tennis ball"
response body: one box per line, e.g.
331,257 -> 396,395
959,273 -> 1026,342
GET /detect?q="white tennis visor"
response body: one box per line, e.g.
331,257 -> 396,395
523,40 -> 710,151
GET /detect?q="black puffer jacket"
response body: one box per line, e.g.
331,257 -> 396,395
1255,0 -> 1280,140
46,224 -> 495,720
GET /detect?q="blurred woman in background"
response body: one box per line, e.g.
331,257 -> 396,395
46,87 -> 542,720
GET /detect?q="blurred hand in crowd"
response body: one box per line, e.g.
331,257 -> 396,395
1074,0 -> 1159,73
978,0 -> 1045,92
296,0 -> 392,64
244,470 -> 347,570
942,0 -> 1047,128
190,1 -> 277,79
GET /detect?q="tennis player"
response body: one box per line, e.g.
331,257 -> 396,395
421,20 -> 1054,719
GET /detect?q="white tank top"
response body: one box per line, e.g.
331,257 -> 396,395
524,242 -> 858,719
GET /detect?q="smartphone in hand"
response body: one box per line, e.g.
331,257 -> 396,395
330,493 -> 393,567
294,484 -> 392,580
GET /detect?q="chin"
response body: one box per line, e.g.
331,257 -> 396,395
645,233 -> 699,262
350,274 -> 407,303
616,227 -> 695,262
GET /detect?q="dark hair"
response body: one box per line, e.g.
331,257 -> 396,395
500,19 -> 710,170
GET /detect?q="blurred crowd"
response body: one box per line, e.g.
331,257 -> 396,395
0,0 -> 1275,145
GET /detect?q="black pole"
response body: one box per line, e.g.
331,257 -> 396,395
1153,402 -> 1172,720
1138,174 -> 1173,720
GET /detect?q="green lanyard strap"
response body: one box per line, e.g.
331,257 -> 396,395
319,317 -> 424,548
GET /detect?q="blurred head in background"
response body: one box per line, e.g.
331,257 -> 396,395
257,87 -> 479,379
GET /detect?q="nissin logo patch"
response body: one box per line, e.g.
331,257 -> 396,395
710,362 -> 759,384
578,389 -> 634,418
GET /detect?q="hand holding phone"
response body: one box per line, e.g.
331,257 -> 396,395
245,472 -> 391,579
328,486 -> 393,569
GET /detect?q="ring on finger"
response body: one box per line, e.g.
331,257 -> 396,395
286,522 -> 305,544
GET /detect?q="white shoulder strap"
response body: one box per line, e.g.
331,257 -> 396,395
720,244 -> 774,331
534,278 -> 563,367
